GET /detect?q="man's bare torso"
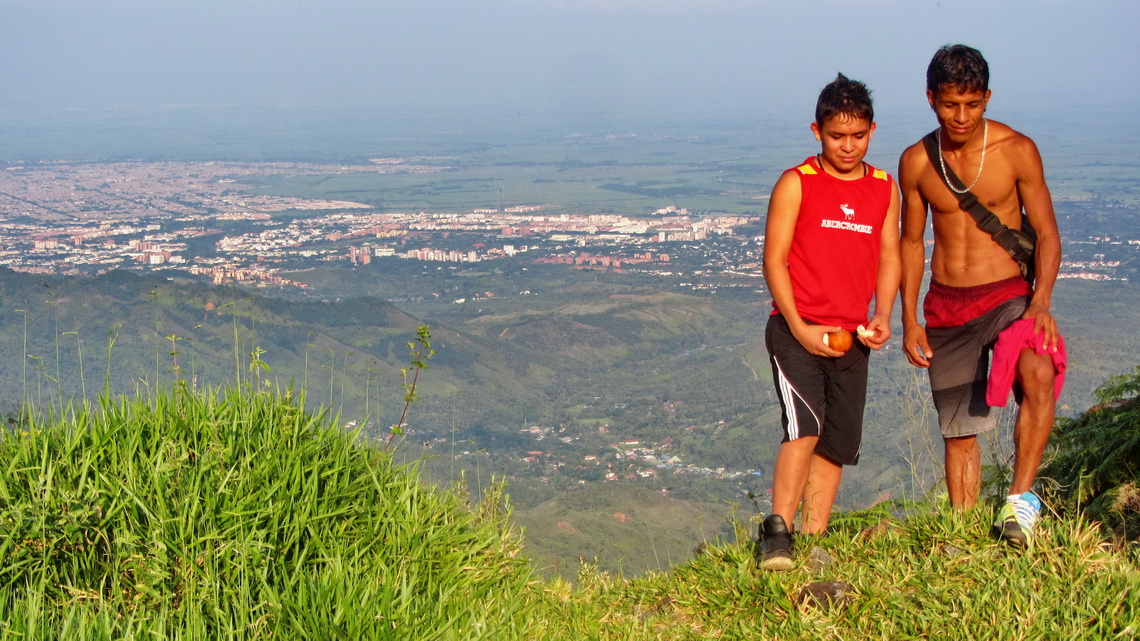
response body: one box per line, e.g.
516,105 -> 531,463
912,120 -> 1028,287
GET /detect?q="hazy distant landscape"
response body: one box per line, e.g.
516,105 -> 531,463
1,102 -> 1137,578
3,2 -> 1137,635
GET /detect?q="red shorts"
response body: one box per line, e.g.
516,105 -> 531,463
923,276 -> 1031,329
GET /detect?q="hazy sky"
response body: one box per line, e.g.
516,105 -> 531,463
2,0 -> 1137,121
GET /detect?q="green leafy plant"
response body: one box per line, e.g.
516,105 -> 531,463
1042,365 -> 1140,539
248,344 -> 269,389
166,333 -> 185,383
386,325 -> 435,450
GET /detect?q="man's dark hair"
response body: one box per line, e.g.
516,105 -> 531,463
927,44 -> 989,94
815,73 -> 873,125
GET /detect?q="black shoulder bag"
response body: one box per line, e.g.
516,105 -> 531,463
922,130 -> 1036,284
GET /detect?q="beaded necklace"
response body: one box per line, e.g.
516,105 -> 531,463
937,118 -> 987,194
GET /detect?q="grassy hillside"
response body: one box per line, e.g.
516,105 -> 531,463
1,267 -> 1137,582
548,504 -> 1138,640
0,386 -> 534,639
0,385 -> 1136,639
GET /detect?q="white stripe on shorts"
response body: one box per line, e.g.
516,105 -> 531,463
772,355 -> 821,441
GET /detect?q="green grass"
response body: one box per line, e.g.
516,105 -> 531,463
0,386 -> 536,640
540,503 -> 1138,640
1,386 -> 1136,640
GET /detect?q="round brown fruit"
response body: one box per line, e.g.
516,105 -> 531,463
825,329 -> 853,353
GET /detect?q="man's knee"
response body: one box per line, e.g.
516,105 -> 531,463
1016,350 -> 1056,400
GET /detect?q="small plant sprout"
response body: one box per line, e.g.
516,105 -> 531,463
386,325 -> 435,450
364,362 -> 382,426
105,325 -> 120,397
303,331 -> 315,390
167,334 -> 185,383
249,345 -> 269,388
339,352 -> 355,412
63,330 -> 85,400
148,288 -> 161,383
17,309 -> 27,406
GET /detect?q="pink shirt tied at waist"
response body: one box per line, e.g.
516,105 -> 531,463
986,318 -> 1067,407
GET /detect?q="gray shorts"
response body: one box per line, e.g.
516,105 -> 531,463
926,295 -> 1029,438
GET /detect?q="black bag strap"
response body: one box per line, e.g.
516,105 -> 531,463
922,130 -> 1033,261
922,131 -> 1006,236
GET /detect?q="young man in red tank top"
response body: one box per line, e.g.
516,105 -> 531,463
758,74 -> 901,570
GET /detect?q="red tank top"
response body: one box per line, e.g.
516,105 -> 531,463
772,157 -> 894,330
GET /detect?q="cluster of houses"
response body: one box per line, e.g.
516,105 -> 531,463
511,425 -> 761,485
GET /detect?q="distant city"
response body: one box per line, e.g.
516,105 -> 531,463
0,159 -> 760,289
0,158 -> 1132,295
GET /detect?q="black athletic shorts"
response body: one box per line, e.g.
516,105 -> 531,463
765,313 -> 870,466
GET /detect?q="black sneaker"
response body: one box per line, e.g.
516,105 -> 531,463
757,514 -> 794,571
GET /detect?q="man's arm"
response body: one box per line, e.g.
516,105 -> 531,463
763,171 -> 843,357
898,145 -> 933,367
1014,135 -> 1062,351
861,183 -> 901,350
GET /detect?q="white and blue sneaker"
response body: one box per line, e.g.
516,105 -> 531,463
995,492 -> 1043,550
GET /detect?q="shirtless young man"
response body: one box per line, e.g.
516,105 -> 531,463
898,45 -> 1062,548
